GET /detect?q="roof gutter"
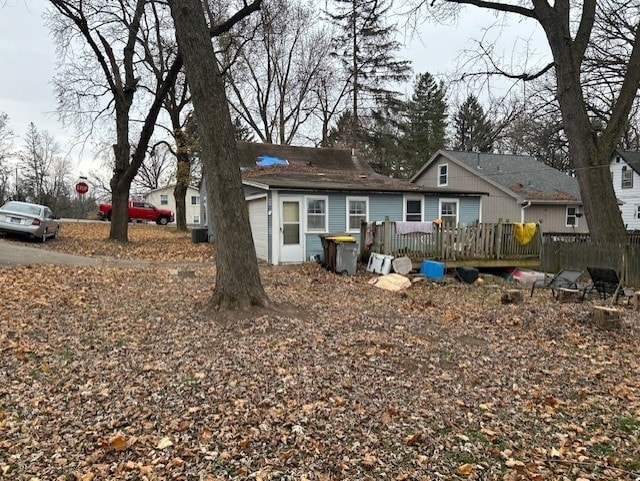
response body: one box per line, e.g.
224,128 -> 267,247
520,200 -> 531,223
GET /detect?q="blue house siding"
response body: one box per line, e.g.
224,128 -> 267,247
327,194 -> 347,232
244,185 -> 482,265
369,194 -> 403,221
425,197 -> 439,220
423,196 -> 480,225
305,234 -> 324,261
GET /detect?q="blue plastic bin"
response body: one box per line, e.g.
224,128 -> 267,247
420,260 -> 445,280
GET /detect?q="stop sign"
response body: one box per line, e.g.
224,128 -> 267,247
75,181 -> 89,195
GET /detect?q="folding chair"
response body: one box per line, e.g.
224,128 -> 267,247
530,268 -> 583,299
584,266 -> 635,303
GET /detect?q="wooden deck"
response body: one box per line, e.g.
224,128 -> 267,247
361,219 -> 542,268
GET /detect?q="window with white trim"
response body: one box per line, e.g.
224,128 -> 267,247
160,194 -> 168,205
437,164 -> 448,186
191,195 -> 200,205
439,199 -> 458,227
306,196 -> 327,232
346,197 -> 368,232
193,215 -> 200,224
622,166 -> 633,189
404,196 -> 423,222
566,206 -> 579,227
636,205 -> 640,219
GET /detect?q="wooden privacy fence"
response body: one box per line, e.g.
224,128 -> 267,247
361,218 -> 542,267
542,233 -> 640,287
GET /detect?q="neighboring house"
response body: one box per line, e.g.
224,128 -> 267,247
610,150 -> 640,230
411,150 -> 588,234
201,142 -> 485,265
144,184 -> 201,225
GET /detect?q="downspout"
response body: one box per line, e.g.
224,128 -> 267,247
520,200 -> 531,223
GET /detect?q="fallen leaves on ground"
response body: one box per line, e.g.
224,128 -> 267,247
35,221 -> 214,262
0,223 -> 639,480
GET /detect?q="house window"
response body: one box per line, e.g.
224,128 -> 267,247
439,199 -> 458,227
191,195 -> 200,205
404,196 -> 423,222
306,197 -> 327,232
347,197 -> 368,231
636,206 -> 640,220
160,194 -> 169,205
566,206 -> 579,227
437,164 -> 448,186
193,215 -> 200,224
622,166 -> 633,189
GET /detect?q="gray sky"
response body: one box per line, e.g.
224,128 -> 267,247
1,2 -> 61,141
0,1 -> 547,172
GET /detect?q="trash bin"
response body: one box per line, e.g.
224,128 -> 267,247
319,234 -> 357,275
336,242 -> 358,275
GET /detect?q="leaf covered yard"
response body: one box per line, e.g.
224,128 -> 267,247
1,224 -> 639,480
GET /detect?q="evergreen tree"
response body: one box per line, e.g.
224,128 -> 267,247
364,105 -> 411,178
405,72 -> 448,176
326,0 -> 411,145
326,110 -> 357,148
453,95 -> 494,152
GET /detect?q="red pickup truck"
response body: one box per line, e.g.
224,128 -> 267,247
98,200 -> 174,225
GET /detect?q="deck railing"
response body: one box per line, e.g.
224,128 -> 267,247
361,218 -> 542,267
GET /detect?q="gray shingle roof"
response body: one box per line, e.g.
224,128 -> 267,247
443,150 -> 581,201
614,150 -> 640,175
243,165 -> 484,195
239,143 -> 486,195
237,142 -> 375,173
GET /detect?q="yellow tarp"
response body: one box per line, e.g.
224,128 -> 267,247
512,223 -> 537,246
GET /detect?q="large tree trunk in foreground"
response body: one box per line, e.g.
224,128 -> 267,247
170,0 -> 268,310
537,3 -> 630,244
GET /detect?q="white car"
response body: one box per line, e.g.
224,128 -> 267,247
0,201 -> 60,242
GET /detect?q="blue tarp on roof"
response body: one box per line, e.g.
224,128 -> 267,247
256,155 -> 289,167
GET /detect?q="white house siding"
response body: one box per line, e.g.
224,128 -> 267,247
610,157 -> 640,230
144,185 -> 201,224
248,197 -> 268,261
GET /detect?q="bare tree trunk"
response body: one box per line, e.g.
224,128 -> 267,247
170,0 -> 268,310
538,4 -> 630,244
173,129 -> 190,231
110,132 -> 134,241
173,169 -> 188,231
110,174 -> 131,241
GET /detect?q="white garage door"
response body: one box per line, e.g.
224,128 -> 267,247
248,197 -> 268,261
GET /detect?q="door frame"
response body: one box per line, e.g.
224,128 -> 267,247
274,193 -> 304,264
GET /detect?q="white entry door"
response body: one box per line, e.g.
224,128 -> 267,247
280,198 -> 303,263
